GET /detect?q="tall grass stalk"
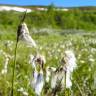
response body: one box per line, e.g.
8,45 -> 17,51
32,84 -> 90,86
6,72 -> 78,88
74,71 -> 84,96
74,80 -> 84,96
11,41 -> 18,96
64,71 -> 66,96
11,10 -> 27,96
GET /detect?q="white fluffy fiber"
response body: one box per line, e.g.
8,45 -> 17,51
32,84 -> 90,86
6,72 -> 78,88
19,22 -> 37,47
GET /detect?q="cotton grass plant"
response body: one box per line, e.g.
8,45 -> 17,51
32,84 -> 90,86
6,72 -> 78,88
30,54 -> 45,96
44,50 -> 77,96
11,10 -> 37,96
17,22 -> 37,48
61,50 -> 77,94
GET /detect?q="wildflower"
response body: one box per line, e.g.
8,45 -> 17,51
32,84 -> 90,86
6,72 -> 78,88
32,68 -> 38,89
4,40 -> 13,51
30,54 -> 46,69
61,50 -> 77,88
23,91 -> 28,96
29,54 -> 36,68
17,22 -> 37,47
35,69 -> 44,96
50,67 -> 65,96
1,57 -> 9,74
46,66 -> 56,83
31,67 -> 44,96
1,50 -> 12,75
61,50 -> 77,72
61,71 -> 72,88
35,54 -> 46,65
80,60 -> 85,64
30,54 -> 45,96
17,87 -> 24,92
51,67 -> 64,89
17,87 -> 28,96
88,55 -> 95,62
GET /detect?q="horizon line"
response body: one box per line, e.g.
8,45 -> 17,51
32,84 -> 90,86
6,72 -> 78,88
0,3 -> 96,8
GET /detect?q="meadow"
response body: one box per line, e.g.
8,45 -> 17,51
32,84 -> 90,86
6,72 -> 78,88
0,28 -> 96,96
0,5 -> 96,96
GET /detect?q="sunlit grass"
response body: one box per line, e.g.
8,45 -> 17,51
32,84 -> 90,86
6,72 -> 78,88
0,32 -> 96,96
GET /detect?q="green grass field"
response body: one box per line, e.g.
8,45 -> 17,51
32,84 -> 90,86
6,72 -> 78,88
0,29 -> 96,96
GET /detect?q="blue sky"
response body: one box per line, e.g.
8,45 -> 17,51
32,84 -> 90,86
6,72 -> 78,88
0,0 -> 96,7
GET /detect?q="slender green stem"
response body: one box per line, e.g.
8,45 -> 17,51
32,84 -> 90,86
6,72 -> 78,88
74,71 -> 85,96
64,71 -> 66,96
74,80 -> 84,96
11,41 -> 18,96
10,10 -> 26,96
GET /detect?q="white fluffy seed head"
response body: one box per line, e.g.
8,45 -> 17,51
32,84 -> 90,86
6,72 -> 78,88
35,54 -> 46,65
35,72 -> 44,96
17,87 -> 28,96
29,54 -> 46,71
1,56 -> 10,75
17,22 -> 37,47
31,68 -> 44,96
61,50 -> 77,72
46,66 -> 56,83
51,67 -> 64,89
21,22 -> 29,34
29,54 -> 36,68
60,50 -> 77,89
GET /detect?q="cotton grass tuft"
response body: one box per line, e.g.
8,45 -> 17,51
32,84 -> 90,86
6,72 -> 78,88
17,22 -> 37,47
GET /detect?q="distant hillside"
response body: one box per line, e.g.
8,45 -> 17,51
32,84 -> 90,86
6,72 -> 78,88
0,5 -> 32,12
0,4 -> 96,32
0,4 -> 96,12
0,4 -> 69,12
71,6 -> 96,10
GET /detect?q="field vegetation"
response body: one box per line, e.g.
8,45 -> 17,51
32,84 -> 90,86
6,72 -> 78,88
0,4 -> 96,96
